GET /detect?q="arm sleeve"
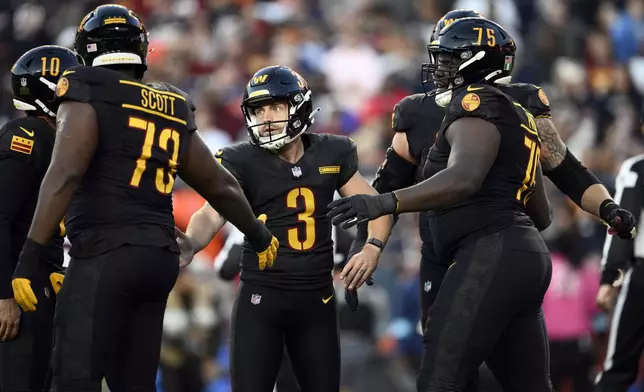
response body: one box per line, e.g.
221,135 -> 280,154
0,152 -> 36,298
601,159 -> 642,284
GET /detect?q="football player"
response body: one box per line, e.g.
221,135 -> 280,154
0,45 -> 81,392
373,7 -> 635,332
176,65 -> 394,392
362,9 -> 636,390
329,18 -> 555,390
10,5 -> 278,392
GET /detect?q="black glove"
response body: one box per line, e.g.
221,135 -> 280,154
12,239 -> 53,312
345,277 -> 374,312
327,193 -> 398,229
600,200 -> 637,240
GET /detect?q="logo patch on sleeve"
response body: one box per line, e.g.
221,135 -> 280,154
538,89 -> 550,106
10,135 -> 34,155
56,77 -> 69,97
461,93 -> 481,112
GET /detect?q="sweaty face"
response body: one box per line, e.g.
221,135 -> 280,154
432,52 -> 461,90
252,101 -> 289,136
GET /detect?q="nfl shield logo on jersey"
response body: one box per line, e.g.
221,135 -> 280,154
251,294 -> 262,305
424,281 -> 432,292
291,166 -> 302,178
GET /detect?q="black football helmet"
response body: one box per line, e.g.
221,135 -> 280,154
74,4 -> 148,79
241,66 -> 318,150
421,9 -> 483,94
11,45 -> 84,117
425,17 -> 516,107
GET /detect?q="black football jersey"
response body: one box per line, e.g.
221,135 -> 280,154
216,133 -> 358,290
391,83 -> 551,259
55,66 -> 197,258
0,117 -> 64,294
422,84 -> 541,260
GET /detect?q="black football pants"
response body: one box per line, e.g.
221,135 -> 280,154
230,281 -> 340,392
51,245 -> 179,392
0,271 -> 56,392
595,262 -> 644,392
417,225 -> 553,392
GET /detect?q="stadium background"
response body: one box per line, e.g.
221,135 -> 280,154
2,0 -> 644,391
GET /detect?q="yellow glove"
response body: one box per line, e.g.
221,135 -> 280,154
11,278 -> 37,312
257,214 -> 279,270
49,272 -> 65,295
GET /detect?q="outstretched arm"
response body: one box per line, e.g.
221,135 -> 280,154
537,117 -> 635,238
327,117 -> 499,229
393,117 -> 499,213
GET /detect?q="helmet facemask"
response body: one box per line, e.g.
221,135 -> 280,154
242,90 -> 317,151
426,46 -> 488,107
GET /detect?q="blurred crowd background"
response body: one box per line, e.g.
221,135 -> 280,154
3,0 -> 644,391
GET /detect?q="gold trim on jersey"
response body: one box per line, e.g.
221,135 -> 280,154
118,80 -> 187,101
121,104 -> 187,125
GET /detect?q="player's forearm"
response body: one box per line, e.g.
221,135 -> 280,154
581,184 -> 614,218
394,167 -> 477,213
203,175 -> 260,237
543,147 -> 608,218
28,171 -> 80,244
367,214 -> 393,245
186,204 -> 226,253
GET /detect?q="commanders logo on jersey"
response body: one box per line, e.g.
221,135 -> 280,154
538,89 -> 549,106
461,93 -> 481,112
56,77 -> 69,97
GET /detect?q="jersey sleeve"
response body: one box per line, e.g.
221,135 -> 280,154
54,65 -> 92,103
0,126 -> 38,298
445,84 -> 510,126
146,82 -> 198,132
215,147 -> 244,187
519,85 -> 552,118
338,137 -> 358,189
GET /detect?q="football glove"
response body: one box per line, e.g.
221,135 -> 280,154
49,270 -> 65,295
327,193 -> 398,229
600,201 -> 637,240
12,239 -> 50,312
251,214 -> 278,271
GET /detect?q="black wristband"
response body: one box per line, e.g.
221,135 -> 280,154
366,238 -> 384,250
599,199 -> 619,223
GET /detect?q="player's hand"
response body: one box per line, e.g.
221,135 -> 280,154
12,238 -> 49,312
252,214 -> 278,271
175,226 -> 196,268
327,193 -> 398,229
341,244 -> 380,290
601,203 -> 636,240
49,271 -> 65,295
596,284 -> 619,312
0,298 -> 20,341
